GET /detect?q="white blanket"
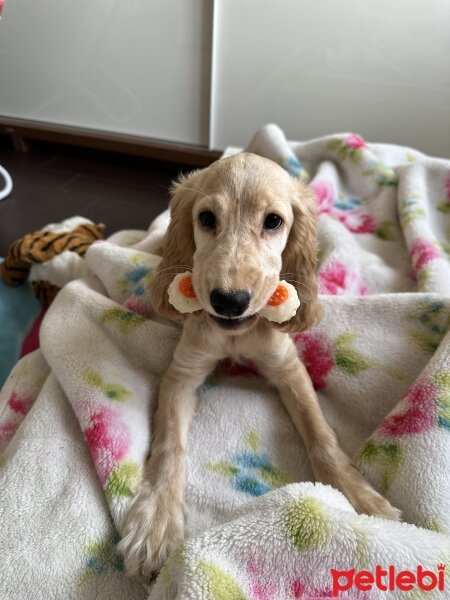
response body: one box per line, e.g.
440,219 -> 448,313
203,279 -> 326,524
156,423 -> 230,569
1,124 -> 450,599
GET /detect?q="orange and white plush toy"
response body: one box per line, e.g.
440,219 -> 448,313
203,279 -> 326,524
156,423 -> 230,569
259,280 -> 300,323
168,272 -> 300,323
168,273 -> 202,314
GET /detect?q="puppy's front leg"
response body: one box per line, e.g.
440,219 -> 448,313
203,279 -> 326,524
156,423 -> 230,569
257,332 -> 400,520
119,329 -> 218,582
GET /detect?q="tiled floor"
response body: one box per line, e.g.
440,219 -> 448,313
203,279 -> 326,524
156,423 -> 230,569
0,138 -> 191,256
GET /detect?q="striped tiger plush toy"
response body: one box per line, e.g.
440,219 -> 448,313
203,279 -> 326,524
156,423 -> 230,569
1,216 -> 105,305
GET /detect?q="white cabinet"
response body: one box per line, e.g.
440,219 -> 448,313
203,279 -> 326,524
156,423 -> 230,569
1,0 -> 449,157
210,0 -> 450,157
0,0 -> 212,146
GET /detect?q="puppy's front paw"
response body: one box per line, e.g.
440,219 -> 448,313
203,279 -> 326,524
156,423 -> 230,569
313,447 -> 401,521
118,485 -> 185,583
340,463 -> 401,521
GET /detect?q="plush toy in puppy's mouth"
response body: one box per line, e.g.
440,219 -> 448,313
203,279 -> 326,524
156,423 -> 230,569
167,271 -> 300,324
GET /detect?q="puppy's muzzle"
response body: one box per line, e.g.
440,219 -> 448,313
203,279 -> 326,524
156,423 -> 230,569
210,289 -> 250,317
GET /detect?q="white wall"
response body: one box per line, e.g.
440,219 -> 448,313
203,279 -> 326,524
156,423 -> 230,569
210,0 -> 450,157
1,0 -> 449,156
0,0 -> 212,145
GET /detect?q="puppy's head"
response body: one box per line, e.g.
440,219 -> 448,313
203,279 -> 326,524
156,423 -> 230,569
149,153 -> 321,333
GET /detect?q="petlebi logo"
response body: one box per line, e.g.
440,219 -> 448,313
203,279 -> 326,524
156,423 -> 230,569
331,564 -> 446,596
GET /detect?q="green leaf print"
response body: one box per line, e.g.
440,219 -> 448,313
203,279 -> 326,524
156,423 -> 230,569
326,138 -> 363,164
207,461 -> 239,478
334,333 -> 406,380
334,333 -> 373,376
84,369 -> 103,388
400,197 -> 426,226
417,516 -> 446,534
83,368 -> 131,402
259,464 -> 292,489
358,440 -> 403,494
285,496 -> 330,551
196,562 -> 247,600
78,532 -> 123,585
405,300 -> 450,355
244,430 -> 260,451
375,220 -> 398,241
436,201 -> 450,214
101,307 -> 146,333
105,460 -> 141,503
374,163 -> 398,186
434,371 -> 450,430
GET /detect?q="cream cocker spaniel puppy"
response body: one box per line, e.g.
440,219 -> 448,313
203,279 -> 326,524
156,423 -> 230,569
119,152 -> 400,582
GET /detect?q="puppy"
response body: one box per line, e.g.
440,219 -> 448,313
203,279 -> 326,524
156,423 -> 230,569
119,153 -> 400,581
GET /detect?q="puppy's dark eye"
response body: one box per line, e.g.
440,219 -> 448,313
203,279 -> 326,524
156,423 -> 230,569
199,211 -> 216,229
264,213 -> 283,230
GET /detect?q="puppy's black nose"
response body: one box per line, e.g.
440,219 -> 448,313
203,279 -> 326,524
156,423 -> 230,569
210,289 -> 250,317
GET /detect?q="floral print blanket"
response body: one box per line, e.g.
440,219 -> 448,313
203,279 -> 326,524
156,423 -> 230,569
1,124 -> 450,599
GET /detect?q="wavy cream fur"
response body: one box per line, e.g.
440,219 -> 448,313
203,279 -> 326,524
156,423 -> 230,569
118,153 -> 399,582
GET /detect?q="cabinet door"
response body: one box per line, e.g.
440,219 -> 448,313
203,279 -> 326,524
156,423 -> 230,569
210,0 -> 450,157
0,0 -> 212,146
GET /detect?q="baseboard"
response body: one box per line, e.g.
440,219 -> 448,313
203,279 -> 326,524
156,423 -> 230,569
0,117 -> 222,167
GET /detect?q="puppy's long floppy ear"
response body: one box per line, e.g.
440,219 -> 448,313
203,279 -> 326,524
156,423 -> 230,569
275,182 -> 322,333
149,172 -> 199,322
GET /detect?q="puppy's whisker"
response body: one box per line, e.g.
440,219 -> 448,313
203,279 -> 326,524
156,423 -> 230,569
151,268 -> 192,282
153,267 -> 192,280
151,273 -> 182,288
151,265 -> 195,297
156,265 -> 192,275
281,280 -> 313,302
151,274 -> 182,292
286,283 -> 312,294
280,273 -> 312,284
282,277 -> 313,291
280,274 -> 313,285
180,186 -> 211,202
156,183 -> 172,193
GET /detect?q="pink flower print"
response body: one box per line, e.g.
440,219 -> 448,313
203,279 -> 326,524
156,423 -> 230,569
290,580 -> 334,598
246,560 -> 278,600
318,260 -> 368,296
445,174 -> 450,199
410,239 -> 441,276
311,178 -> 377,235
8,392 -> 34,416
309,590 -> 333,598
436,176 -> 450,213
293,331 -> 334,390
84,407 -> 130,485
337,211 -> 376,234
0,422 -> 18,453
290,580 -> 305,598
377,378 -> 436,437
345,133 -> 366,149
219,358 -> 259,377
310,181 -> 334,215
123,296 -> 154,318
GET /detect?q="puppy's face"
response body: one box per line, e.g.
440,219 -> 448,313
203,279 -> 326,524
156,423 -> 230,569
150,152 -> 320,335
191,156 -> 294,332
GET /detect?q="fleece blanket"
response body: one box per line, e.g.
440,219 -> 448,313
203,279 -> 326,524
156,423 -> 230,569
1,124 -> 450,599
